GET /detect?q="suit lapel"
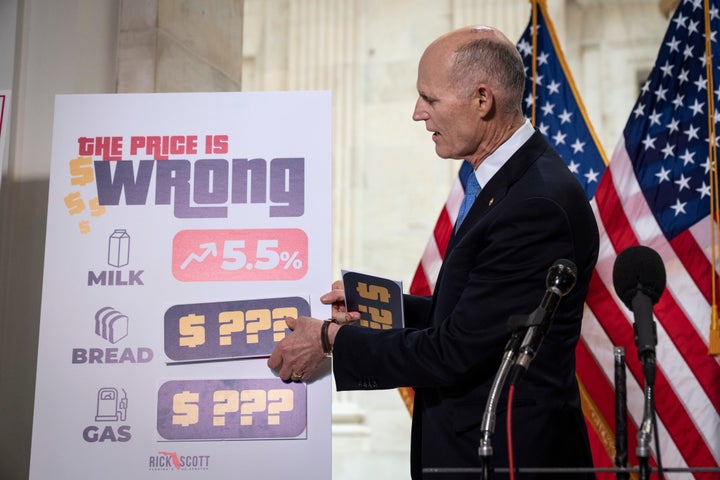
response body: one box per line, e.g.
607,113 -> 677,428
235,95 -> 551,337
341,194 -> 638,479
427,130 -> 550,327
446,130 -> 548,252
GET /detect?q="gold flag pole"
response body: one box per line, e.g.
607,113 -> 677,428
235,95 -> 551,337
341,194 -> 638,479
703,0 -> 720,355
530,0 -> 539,126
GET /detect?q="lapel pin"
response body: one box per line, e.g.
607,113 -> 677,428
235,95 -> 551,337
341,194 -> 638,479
488,198 -> 494,206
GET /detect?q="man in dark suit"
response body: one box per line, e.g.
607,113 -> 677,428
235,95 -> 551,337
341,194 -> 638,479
269,25 -> 599,479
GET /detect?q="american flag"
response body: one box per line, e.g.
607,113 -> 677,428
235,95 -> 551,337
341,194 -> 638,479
405,0 -> 720,477
583,0 -> 720,477
516,4 -> 607,198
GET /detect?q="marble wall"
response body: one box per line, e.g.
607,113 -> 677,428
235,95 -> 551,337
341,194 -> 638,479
117,0 -> 244,93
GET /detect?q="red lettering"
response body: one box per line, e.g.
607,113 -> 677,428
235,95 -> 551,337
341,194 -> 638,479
129,135 -> 198,160
77,136 -> 123,160
78,137 -> 94,156
205,135 -> 229,154
212,135 -> 228,154
145,136 -> 164,159
170,135 -> 197,155
130,136 -> 146,155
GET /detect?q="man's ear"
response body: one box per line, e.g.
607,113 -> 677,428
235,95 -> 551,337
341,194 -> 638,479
476,84 -> 495,118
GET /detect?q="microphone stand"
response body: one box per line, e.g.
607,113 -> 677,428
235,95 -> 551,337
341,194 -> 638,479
478,260 -> 575,479
637,353 -> 657,480
614,347 -> 629,480
478,322 -> 525,480
630,289 -> 660,480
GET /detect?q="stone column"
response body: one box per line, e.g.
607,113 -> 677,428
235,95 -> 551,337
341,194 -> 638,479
116,0 -> 244,93
450,0 -> 540,40
286,0 -> 362,282
660,0 -> 680,18
285,0 -> 367,439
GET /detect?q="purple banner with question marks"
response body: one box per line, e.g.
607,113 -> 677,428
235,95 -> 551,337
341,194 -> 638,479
157,378 -> 306,440
164,297 -> 310,362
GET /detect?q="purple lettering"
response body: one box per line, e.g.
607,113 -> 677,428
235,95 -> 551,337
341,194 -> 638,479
89,348 -> 103,363
119,349 -> 135,362
88,271 -> 107,286
231,158 -> 267,204
94,160 -> 153,205
270,157 -> 304,217
156,159 -> 227,218
92,157 -> 305,219
129,270 -> 144,285
72,348 -> 87,363
194,159 -> 229,204
105,348 -> 118,363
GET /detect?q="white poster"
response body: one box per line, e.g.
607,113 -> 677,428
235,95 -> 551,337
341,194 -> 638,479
30,91 -> 332,478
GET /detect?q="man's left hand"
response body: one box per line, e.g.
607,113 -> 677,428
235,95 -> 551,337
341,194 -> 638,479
268,316 -> 327,382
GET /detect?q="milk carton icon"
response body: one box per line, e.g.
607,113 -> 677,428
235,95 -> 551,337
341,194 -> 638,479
108,229 -> 130,267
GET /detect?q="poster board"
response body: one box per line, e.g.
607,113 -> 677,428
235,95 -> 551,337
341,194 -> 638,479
30,91 -> 332,478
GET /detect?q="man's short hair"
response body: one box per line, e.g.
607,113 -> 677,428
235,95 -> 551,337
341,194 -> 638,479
451,37 -> 526,112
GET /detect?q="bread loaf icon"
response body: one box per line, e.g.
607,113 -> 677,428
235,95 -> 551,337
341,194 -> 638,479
95,307 -> 129,344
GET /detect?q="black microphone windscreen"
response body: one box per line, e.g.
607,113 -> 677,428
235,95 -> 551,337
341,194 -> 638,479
547,258 -> 577,296
612,245 -> 666,308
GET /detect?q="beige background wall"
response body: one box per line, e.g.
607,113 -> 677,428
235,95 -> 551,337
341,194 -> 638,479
0,1 -> 668,478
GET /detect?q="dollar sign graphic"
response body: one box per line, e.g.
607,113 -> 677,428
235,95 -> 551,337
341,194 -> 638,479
173,390 -> 200,427
88,197 -> 106,217
69,156 -> 94,186
63,192 -> 85,215
179,314 -> 205,348
356,283 -> 391,302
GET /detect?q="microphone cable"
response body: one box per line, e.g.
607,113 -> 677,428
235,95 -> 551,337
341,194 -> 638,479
507,383 -> 517,480
504,259 -> 576,480
653,401 -> 665,479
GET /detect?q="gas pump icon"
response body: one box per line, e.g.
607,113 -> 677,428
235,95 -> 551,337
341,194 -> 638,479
95,387 -> 128,422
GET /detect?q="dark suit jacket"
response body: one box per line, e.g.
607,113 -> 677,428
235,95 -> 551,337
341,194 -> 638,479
332,131 -> 599,479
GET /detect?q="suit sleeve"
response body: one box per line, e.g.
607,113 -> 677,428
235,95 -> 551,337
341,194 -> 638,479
332,195 -> 581,391
403,294 -> 432,329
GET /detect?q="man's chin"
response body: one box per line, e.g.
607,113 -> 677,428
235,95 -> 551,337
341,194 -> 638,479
434,145 -> 450,159
434,147 -> 459,160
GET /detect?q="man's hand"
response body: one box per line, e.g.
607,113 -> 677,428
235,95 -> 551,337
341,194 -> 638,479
320,280 -> 361,325
268,281 -> 362,382
268,316 -> 327,382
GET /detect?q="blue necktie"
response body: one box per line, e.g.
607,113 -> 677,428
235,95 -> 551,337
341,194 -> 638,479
455,173 -> 480,232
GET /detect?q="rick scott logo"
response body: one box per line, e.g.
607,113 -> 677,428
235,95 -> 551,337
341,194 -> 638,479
148,451 -> 210,472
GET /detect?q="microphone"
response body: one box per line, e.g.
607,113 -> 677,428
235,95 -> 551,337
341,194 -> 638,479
612,245 -> 666,361
613,246 -> 666,480
510,259 -> 578,383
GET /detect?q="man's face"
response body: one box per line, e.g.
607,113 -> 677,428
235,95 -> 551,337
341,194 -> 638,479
412,49 -> 483,160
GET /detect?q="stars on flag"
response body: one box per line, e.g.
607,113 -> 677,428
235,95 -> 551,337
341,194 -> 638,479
621,0 -> 720,237
517,18 -> 607,199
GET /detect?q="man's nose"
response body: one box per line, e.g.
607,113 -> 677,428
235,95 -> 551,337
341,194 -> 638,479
413,100 -> 428,121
